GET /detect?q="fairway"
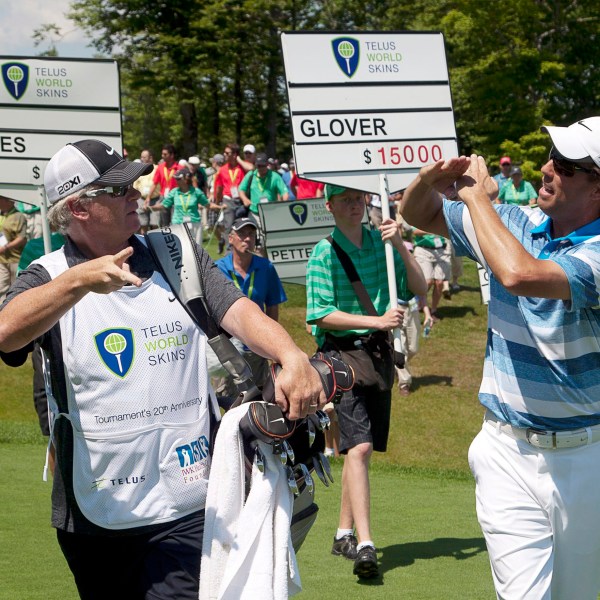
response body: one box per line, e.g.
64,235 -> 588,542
0,445 -> 494,599
0,251 -> 496,597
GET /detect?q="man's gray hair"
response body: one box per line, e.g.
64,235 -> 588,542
47,186 -> 96,234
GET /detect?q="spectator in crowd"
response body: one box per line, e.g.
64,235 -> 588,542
400,115 -> 600,599
239,152 -> 289,241
0,195 -> 27,302
144,143 -> 181,228
212,217 -> 287,396
15,200 -> 43,240
306,184 -> 427,579
0,139 -> 323,600
411,228 -> 451,320
206,153 -> 224,233
281,160 -> 296,200
396,296 -> 433,396
368,193 -> 396,229
290,170 -> 325,200
133,149 -> 158,234
498,166 -> 538,206
492,155 -> 512,192
151,168 -> 219,245
240,144 -> 256,172
187,156 -> 208,195
214,143 -> 249,253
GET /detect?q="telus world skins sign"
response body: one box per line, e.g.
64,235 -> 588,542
0,57 -> 122,204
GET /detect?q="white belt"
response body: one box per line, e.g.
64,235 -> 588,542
484,410 -> 600,450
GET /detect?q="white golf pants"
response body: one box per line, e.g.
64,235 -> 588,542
469,419 -> 600,599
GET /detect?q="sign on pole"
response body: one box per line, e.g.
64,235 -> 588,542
280,31 -> 458,194
281,31 -> 458,356
0,57 -> 122,207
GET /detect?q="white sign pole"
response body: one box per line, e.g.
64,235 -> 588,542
379,174 -> 403,354
39,187 -> 51,254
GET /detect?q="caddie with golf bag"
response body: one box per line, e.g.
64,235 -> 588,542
0,140 -> 333,600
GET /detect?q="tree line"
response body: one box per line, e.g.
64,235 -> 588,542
37,0 -> 599,184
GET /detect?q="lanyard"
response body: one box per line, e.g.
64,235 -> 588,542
228,167 -> 240,183
164,164 -> 176,184
179,191 -> 192,213
230,269 -> 255,300
256,172 -> 268,194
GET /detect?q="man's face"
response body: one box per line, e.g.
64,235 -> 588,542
81,186 -> 141,239
140,151 -> 153,164
326,189 -> 366,225
500,161 -> 511,174
161,149 -> 174,163
256,164 -> 269,177
244,150 -> 255,163
223,147 -> 236,163
538,156 -> 600,220
229,225 -> 256,254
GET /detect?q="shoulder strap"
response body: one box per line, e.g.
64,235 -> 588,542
326,235 -> 378,317
145,224 -> 257,394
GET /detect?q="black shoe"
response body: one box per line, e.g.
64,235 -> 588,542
353,545 -> 378,579
331,534 -> 358,560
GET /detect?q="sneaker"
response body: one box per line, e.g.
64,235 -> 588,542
398,383 -> 410,396
331,534 -> 358,560
353,545 -> 379,579
324,447 -> 335,457
451,283 -> 461,293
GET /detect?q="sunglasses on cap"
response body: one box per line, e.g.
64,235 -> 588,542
549,149 -> 599,178
82,185 -> 134,198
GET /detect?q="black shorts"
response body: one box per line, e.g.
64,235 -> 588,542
336,386 -> 392,454
57,511 -> 204,600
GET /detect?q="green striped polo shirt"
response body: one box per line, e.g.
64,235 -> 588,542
306,225 -> 412,347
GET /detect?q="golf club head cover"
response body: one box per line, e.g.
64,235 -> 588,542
261,354 -> 354,409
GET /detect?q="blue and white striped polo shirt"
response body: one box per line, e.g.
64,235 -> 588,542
444,199 -> 600,430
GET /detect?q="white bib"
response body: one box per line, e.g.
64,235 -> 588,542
35,247 -> 215,529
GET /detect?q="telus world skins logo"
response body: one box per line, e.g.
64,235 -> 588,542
289,202 -> 308,226
94,328 -> 135,378
332,37 -> 360,78
2,62 -> 29,100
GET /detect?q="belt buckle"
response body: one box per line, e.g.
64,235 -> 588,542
526,428 -> 556,449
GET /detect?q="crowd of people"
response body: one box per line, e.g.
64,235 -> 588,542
1,114 -> 600,598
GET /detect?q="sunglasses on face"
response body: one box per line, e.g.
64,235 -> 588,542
82,185 -> 134,198
549,150 -> 598,178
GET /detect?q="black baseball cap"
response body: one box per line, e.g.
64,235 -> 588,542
231,218 -> 258,232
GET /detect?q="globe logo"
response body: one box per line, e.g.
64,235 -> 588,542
104,333 -> 128,374
104,332 -> 127,354
2,62 -> 29,101
332,37 -> 359,78
95,328 -> 135,378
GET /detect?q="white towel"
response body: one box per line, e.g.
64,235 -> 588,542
200,404 -> 301,600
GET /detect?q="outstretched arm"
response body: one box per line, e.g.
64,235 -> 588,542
0,248 -> 142,352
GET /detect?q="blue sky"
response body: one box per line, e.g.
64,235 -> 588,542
1,0 -> 95,58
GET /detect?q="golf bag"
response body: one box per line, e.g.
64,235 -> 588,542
145,224 -> 354,552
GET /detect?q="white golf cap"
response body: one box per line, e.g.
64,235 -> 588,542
541,117 -> 600,167
243,144 -> 256,154
188,155 -> 201,165
44,139 -> 152,204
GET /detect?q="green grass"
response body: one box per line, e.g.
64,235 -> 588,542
0,244 -> 495,598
